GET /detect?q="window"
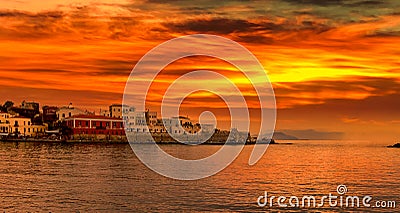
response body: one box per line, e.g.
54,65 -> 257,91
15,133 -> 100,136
86,121 -> 89,126
15,121 -> 18,126
69,112 -> 72,117
28,128 -> 30,133
28,121 -> 30,125
62,113 -> 65,118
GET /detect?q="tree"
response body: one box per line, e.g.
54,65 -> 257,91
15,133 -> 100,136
2,101 -> 14,112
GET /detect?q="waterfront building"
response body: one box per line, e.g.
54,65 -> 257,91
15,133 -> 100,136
124,108 -> 169,133
163,116 -> 201,135
0,113 -> 9,136
0,112 -> 10,121
109,104 -> 130,119
146,111 -> 157,126
149,119 -> 167,133
124,108 -> 149,133
64,115 -> 125,140
99,109 -> 110,117
0,113 -> 47,137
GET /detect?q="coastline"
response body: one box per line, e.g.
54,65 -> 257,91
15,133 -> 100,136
0,138 -> 289,145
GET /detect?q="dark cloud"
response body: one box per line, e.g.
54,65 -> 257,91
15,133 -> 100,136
165,18 -> 262,34
347,0 -> 385,6
0,8 -> 143,41
164,17 -> 331,38
0,10 -> 64,18
365,30 -> 400,38
235,34 -> 275,44
0,10 -> 69,40
285,0 -> 384,7
282,0 -> 346,6
108,16 -> 140,40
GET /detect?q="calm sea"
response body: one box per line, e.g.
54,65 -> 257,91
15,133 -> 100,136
0,140 -> 399,212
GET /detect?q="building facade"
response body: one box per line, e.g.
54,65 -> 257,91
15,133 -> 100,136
163,116 -> 201,135
56,103 -> 89,121
43,106 -> 59,123
109,104 -> 129,119
99,109 -> 110,117
65,115 -> 125,140
124,109 -> 148,133
0,113 -> 47,137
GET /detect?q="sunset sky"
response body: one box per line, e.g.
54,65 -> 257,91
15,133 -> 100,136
1,0 -> 400,141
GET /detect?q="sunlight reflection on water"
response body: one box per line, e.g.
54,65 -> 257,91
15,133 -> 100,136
0,140 -> 398,212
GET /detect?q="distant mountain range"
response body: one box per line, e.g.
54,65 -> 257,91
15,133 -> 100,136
272,131 -> 298,140
271,129 -> 345,140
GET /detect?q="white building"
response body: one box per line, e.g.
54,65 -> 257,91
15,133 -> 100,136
163,116 -> 200,135
56,103 -> 88,121
124,107 -> 148,133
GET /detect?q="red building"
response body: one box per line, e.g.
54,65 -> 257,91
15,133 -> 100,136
65,115 -> 125,136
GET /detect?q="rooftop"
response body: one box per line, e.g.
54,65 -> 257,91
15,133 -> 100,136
110,104 -> 129,107
66,114 -> 123,121
11,116 -> 30,119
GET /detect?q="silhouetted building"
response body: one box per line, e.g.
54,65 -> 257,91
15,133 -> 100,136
43,106 -> 59,123
7,101 -> 40,122
21,101 -> 39,113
